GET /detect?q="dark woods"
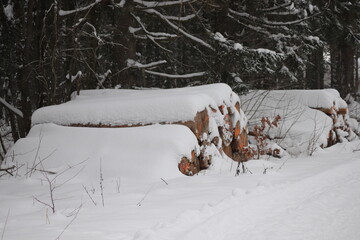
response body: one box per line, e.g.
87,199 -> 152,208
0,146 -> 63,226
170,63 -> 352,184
0,0 -> 360,140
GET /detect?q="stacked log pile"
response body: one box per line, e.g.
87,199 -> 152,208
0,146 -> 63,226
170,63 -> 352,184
31,84 -> 249,176
240,89 -> 356,156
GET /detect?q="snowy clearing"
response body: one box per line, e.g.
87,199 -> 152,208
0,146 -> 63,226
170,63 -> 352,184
1,140 -> 360,240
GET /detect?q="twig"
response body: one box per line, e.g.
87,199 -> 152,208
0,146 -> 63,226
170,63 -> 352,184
55,204 -> 82,240
160,178 -> 168,185
0,166 -> 15,176
1,209 -> 10,240
82,185 -> 97,206
137,184 -> 155,206
29,134 -> 43,177
276,157 -> 290,171
33,159 -> 87,213
115,178 -> 121,194
100,159 -> 104,207
26,149 -> 57,176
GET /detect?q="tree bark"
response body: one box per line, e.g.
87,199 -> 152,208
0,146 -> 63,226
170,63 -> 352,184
340,43 -> 355,97
17,0 -> 35,137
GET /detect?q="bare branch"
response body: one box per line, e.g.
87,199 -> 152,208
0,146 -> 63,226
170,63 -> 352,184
1,209 -> 10,240
55,204 -> 83,240
258,2 -> 293,12
144,9 -> 214,50
0,166 -> 15,176
0,97 -> 23,118
59,0 -> 101,16
82,185 -> 97,206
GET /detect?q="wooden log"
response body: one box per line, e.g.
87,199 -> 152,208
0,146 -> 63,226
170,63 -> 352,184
178,150 -> 200,176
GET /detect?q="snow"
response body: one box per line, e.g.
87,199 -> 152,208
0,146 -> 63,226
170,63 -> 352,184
164,14 -> 195,21
233,43 -> 243,50
2,136 -> 360,239
346,95 -> 360,120
5,81 -> 360,240
3,3 -> 14,21
144,70 -> 206,78
242,89 -> 347,112
240,90 -> 338,155
127,59 -> 167,68
66,71 -> 82,83
3,123 -> 198,181
255,48 -> 278,55
117,0 -> 126,8
32,83 -> 241,127
213,32 -> 227,42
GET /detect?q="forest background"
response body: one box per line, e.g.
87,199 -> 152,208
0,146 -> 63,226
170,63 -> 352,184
0,0 -> 359,151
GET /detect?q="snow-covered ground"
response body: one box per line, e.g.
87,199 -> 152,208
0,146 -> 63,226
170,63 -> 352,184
1,139 -> 360,240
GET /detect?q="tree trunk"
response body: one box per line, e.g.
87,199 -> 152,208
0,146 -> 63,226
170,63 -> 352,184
17,0 -> 35,137
330,44 -> 342,90
355,50 -> 359,94
306,48 -> 324,89
340,43 -> 355,97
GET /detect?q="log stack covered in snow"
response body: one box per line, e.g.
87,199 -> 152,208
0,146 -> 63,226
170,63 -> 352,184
240,89 -> 357,156
31,83 -> 249,175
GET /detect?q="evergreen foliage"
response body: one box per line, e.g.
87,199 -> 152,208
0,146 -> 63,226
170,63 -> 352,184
0,0 -> 360,140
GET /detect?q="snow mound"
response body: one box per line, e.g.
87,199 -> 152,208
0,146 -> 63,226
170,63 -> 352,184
32,83 -> 241,127
3,123 -> 199,182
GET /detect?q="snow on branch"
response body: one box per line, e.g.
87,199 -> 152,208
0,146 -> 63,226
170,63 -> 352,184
144,70 -> 206,78
0,97 -> 23,118
59,0 -> 101,16
258,2 -> 292,12
131,13 -> 178,38
144,9 -> 214,50
164,14 -> 196,21
127,59 -> 167,68
116,0 -> 127,8
66,71 -> 83,83
133,0 -> 192,8
147,35 -> 173,52
229,8 -> 320,27
227,13 -> 271,36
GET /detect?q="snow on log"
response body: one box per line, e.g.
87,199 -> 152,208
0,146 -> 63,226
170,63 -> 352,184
240,89 -> 354,156
4,123 -> 200,180
32,83 -> 249,174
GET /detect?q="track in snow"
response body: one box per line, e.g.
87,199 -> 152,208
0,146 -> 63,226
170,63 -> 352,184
132,158 -> 360,240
